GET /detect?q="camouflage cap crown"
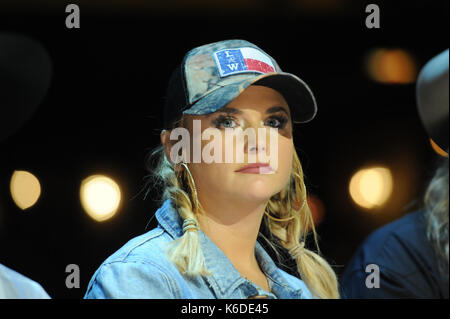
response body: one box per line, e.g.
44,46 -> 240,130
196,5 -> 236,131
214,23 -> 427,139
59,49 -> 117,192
163,39 -> 317,129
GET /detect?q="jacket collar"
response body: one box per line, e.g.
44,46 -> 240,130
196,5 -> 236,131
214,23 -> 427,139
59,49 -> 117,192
155,199 -> 307,299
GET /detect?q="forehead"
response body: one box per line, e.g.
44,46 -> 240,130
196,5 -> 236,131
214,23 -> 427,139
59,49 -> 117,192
182,85 -> 291,127
231,85 -> 287,104
222,85 -> 290,115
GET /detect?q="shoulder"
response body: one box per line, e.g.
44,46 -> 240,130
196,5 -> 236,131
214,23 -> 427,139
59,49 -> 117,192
341,210 -> 441,298
104,226 -> 168,263
348,210 -> 428,271
367,210 -> 425,246
0,263 -> 51,299
85,226 -> 185,299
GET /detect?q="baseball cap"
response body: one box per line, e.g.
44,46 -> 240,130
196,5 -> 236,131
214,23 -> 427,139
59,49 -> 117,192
163,39 -> 317,129
416,49 -> 449,156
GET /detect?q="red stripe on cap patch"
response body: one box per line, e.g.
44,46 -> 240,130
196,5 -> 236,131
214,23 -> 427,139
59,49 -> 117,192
244,58 -> 275,73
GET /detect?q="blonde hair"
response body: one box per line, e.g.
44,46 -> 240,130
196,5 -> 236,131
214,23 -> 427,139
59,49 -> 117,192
424,158 -> 449,279
145,117 -> 339,298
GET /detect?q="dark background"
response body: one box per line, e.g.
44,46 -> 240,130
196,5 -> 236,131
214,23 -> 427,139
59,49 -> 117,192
0,0 -> 448,298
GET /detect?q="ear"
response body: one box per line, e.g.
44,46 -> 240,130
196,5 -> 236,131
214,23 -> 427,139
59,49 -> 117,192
160,129 -> 174,165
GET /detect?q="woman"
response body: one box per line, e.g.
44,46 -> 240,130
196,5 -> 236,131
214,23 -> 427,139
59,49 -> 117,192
85,39 -> 339,299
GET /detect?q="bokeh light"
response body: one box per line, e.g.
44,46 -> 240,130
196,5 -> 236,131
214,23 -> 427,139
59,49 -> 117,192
80,174 -> 122,222
10,170 -> 42,210
366,48 -> 417,84
349,166 -> 393,210
307,194 -> 325,227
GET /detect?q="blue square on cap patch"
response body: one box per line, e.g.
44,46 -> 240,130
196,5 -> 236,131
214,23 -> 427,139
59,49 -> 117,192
214,49 -> 247,77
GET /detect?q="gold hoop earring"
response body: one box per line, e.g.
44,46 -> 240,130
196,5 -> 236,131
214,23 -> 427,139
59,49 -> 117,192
180,162 -> 200,211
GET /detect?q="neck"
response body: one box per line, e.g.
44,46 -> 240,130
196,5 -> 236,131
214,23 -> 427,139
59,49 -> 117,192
196,194 -> 267,272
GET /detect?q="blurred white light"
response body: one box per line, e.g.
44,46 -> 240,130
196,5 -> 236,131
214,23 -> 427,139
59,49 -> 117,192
80,175 -> 121,222
10,170 -> 41,210
349,166 -> 393,210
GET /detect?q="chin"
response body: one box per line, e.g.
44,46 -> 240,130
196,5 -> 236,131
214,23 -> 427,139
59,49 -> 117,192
239,178 -> 283,201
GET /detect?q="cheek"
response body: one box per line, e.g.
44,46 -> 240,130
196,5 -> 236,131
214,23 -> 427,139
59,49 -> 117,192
276,137 -> 293,178
189,130 -> 231,190
190,162 -> 231,192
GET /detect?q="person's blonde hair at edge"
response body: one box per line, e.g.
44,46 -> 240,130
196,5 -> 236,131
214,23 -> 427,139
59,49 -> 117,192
424,157 -> 449,279
146,114 -> 340,299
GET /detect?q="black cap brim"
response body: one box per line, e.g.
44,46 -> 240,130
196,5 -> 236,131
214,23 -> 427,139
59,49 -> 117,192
252,72 -> 317,124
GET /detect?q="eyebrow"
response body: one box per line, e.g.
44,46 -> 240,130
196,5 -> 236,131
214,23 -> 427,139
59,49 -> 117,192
209,106 -> 290,117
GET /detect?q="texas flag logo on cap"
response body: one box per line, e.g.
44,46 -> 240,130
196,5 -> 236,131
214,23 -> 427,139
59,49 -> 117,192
213,47 -> 276,77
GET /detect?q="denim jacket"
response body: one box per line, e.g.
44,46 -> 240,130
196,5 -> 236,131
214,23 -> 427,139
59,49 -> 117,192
84,199 -> 313,299
0,263 -> 51,299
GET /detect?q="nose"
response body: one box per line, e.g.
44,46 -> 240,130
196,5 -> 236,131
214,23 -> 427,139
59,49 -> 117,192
248,143 -> 266,154
245,121 -> 268,155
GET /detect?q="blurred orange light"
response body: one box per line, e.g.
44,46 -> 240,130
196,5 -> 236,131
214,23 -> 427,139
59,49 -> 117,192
307,194 -> 325,226
10,170 -> 41,210
366,48 -> 417,84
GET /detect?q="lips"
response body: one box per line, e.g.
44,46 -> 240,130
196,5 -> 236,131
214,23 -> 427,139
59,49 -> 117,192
235,163 -> 274,174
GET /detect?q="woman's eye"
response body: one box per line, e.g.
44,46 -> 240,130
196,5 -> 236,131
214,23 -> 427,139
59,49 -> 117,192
266,116 -> 288,129
213,115 -> 238,129
212,114 -> 288,129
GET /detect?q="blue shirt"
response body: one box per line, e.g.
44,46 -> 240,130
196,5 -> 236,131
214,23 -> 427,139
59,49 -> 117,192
0,263 -> 51,299
85,199 -> 313,299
